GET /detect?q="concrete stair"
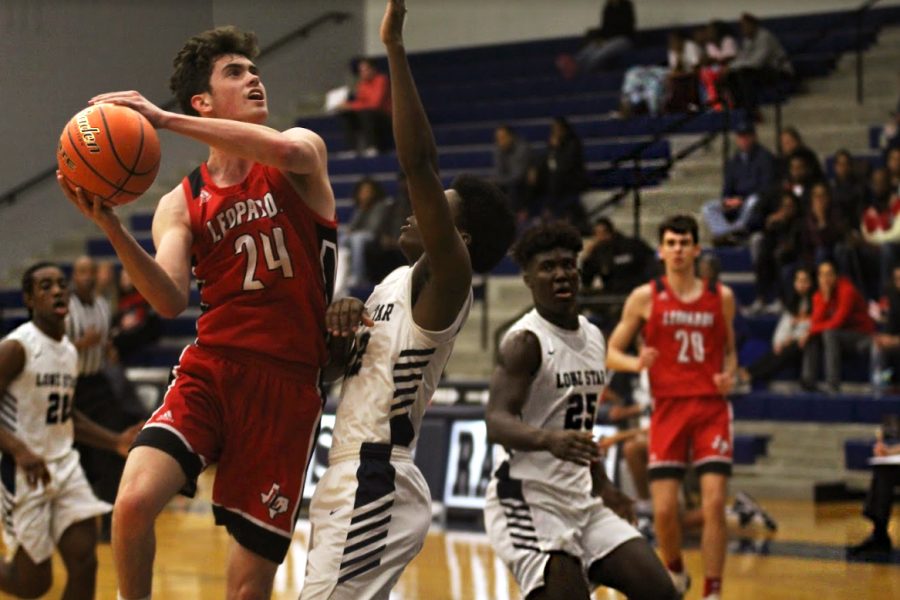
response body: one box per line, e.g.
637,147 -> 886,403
604,24 -> 900,248
731,421 -> 875,500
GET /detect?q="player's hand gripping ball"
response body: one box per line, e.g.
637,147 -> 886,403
57,103 -> 160,205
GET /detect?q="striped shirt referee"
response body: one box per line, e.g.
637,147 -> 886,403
66,257 -> 111,376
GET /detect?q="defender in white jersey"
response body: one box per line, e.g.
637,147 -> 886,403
300,3 -> 516,598
484,224 -> 677,600
0,263 -> 138,599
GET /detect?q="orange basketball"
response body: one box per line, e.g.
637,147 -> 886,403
57,103 -> 160,205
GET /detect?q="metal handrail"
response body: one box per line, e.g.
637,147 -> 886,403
0,10 -> 352,208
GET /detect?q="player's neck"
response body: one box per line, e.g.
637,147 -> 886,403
205,150 -> 254,187
665,269 -> 700,298
32,317 -> 64,341
535,305 -> 579,331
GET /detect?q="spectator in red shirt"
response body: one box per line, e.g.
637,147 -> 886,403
338,57 -> 392,156
800,260 -> 875,392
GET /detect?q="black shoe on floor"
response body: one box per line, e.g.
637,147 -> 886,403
848,534 -> 891,556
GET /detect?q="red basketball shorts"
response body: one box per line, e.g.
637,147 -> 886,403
647,395 -> 732,480
134,344 -> 323,563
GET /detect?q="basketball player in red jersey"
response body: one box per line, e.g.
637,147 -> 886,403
607,215 -> 736,600
56,27 -> 336,600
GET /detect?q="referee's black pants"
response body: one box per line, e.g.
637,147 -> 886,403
74,372 -> 129,504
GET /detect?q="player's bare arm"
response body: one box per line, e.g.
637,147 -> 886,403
56,180 -> 193,318
713,284 -> 738,395
590,459 -> 635,522
607,284 -> 659,373
321,297 -> 375,382
382,0 -> 473,330
72,410 -> 142,458
486,330 -> 599,466
90,86 -> 335,221
0,340 -> 50,488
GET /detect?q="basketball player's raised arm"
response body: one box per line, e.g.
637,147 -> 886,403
88,90 -> 335,220
89,91 -> 326,178
607,284 -> 658,373
382,0 -> 473,323
58,177 -> 193,318
486,331 -> 599,466
0,340 -> 50,487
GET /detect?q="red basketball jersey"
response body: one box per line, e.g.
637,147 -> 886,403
644,276 -> 726,399
183,162 -> 337,368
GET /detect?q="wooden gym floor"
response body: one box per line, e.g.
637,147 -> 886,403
4,470 -> 898,599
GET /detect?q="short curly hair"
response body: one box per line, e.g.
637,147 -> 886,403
170,26 -> 260,116
451,175 -> 516,274
512,221 -> 583,269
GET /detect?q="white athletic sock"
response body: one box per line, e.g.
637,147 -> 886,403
118,593 -> 150,600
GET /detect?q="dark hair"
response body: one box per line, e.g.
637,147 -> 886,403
782,126 -> 803,145
552,116 -> 578,142
451,175 -> 517,273
21,261 -> 60,296
834,148 -> 853,163
170,26 -> 260,116
21,262 -> 61,317
512,221 -> 583,269
658,214 -> 699,243
785,266 -> 814,315
817,258 -> 839,275
352,177 -> 387,205
709,20 -> 731,42
594,217 -> 614,232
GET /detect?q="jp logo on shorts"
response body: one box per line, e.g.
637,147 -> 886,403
711,435 -> 730,456
260,483 -> 290,519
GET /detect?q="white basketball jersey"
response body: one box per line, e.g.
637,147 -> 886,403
503,309 -> 608,494
331,266 -> 472,451
2,322 -> 78,461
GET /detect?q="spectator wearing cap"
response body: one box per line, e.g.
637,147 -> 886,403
701,121 -> 776,245
723,13 -> 794,121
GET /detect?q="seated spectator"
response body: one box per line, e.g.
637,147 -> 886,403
831,149 -> 867,230
800,260 -> 875,392
698,20 -> 737,110
748,191 -> 803,312
723,13 -> 794,121
620,64 -> 670,118
739,266 -> 813,387
880,99 -> 900,151
365,172 -> 411,283
580,217 -> 658,295
526,117 -> 589,226
342,177 -> 390,289
861,168 -> 900,296
802,182 -> 852,270
556,0 -> 636,78
111,268 -> 161,363
492,125 -> 532,220
665,29 -> 702,113
620,28 -> 701,117
872,265 -> 900,390
778,126 -> 824,182
701,121 -> 775,245
886,146 -> 900,195
337,58 -> 391,156
847,422 -> 900,556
